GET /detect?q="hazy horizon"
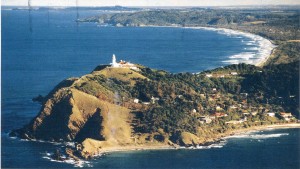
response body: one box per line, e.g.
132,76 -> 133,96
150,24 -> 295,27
2,0 -> 300,7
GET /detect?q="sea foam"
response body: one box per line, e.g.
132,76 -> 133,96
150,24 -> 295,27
42,152 -> 92,168
225,133 -> 289,139
184,27 -> 276,66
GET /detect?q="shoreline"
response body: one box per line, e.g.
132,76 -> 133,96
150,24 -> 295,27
31,122 -> 300,167
90,123 -> 300,156
48,123 -> 300,167
139,25 -> 276,67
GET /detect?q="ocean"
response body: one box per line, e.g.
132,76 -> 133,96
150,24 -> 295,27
1,7 -> 298,168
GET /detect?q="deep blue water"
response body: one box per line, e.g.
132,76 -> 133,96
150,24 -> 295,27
1,7 -> 299,168
91,128 -> 300,169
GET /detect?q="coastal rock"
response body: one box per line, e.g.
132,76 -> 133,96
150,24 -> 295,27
179,132 -> 202,147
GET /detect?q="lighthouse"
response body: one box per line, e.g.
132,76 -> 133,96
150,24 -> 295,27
111,54 -> 119,67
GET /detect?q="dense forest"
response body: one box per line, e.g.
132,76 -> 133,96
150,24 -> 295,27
126,61 -> 299,136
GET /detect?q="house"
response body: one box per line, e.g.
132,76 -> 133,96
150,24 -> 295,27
133,98 -> 139,103
200,94 -> 205,98
192,109 -> 197,113
280,112 -> 293,121
230,72 -> 238,75
266,112 -> 275,117
251,111 -> 258,116
241,116 -> 247,122
211,112 -> 228,118
198,116 -> 212,124
206,74 -> 213,78
177,95 -> 183,98
240,93 -> 248,97
216,106 -> 223,111
151,96 -> 160,103
142,102 -> 150,105
230,105 -> 238,109
242,112 -> 250,116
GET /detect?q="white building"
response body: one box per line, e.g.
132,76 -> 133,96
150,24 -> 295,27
266,112 -> 275,117
230,72 -> 238,75
110,54 -> 139,70
111,54 -> 120,67
151,96 -> 160,103
206,74 -> 213,78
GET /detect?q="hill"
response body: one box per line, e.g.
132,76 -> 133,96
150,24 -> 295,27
10,60 -> 299,159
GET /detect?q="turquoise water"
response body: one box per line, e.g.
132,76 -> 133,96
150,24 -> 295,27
2,7 -> 299,168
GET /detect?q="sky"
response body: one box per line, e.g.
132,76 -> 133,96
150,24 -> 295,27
2,0 -> 300,7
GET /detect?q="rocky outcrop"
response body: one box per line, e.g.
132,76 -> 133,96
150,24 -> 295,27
179,132 -> 202,147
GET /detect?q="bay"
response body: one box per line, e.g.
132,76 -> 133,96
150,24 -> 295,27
1,7 -> 297,168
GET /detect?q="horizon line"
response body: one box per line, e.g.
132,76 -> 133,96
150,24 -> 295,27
2,4 -> 300,7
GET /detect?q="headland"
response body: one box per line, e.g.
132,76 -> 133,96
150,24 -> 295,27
10,7 -> 300,163
10,53 -> 299,161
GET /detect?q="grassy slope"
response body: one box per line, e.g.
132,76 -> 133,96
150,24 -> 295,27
264,42 -> 300,66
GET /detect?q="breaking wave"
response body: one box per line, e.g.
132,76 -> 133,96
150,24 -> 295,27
181,140 -> 228,150
226,133 -> 289,139
42,152 -> 92,168
184,27 -> 276,66
196,140 -> 227,149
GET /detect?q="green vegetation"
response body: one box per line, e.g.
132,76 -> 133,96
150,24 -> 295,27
27,61 -> 298,146
76,8 -> 300,140
129,62 -> 298,138
80,8 -> 299,41
12,8 -> 300,158
264,42 -> 300,65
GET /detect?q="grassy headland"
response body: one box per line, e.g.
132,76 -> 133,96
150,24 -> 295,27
11,61 -> 299,160
11,7 -> 300,161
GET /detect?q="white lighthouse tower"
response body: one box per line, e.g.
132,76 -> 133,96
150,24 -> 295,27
111,54 -> 119,67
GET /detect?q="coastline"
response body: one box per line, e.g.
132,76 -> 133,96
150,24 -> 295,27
139,25 -> 276,67
89,123 -> 300,156
4,8 -> 299,169
38,25 -> 286,162
182,26 -> 276,67
220,123 -> 300,139
55,123 -> 300,167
